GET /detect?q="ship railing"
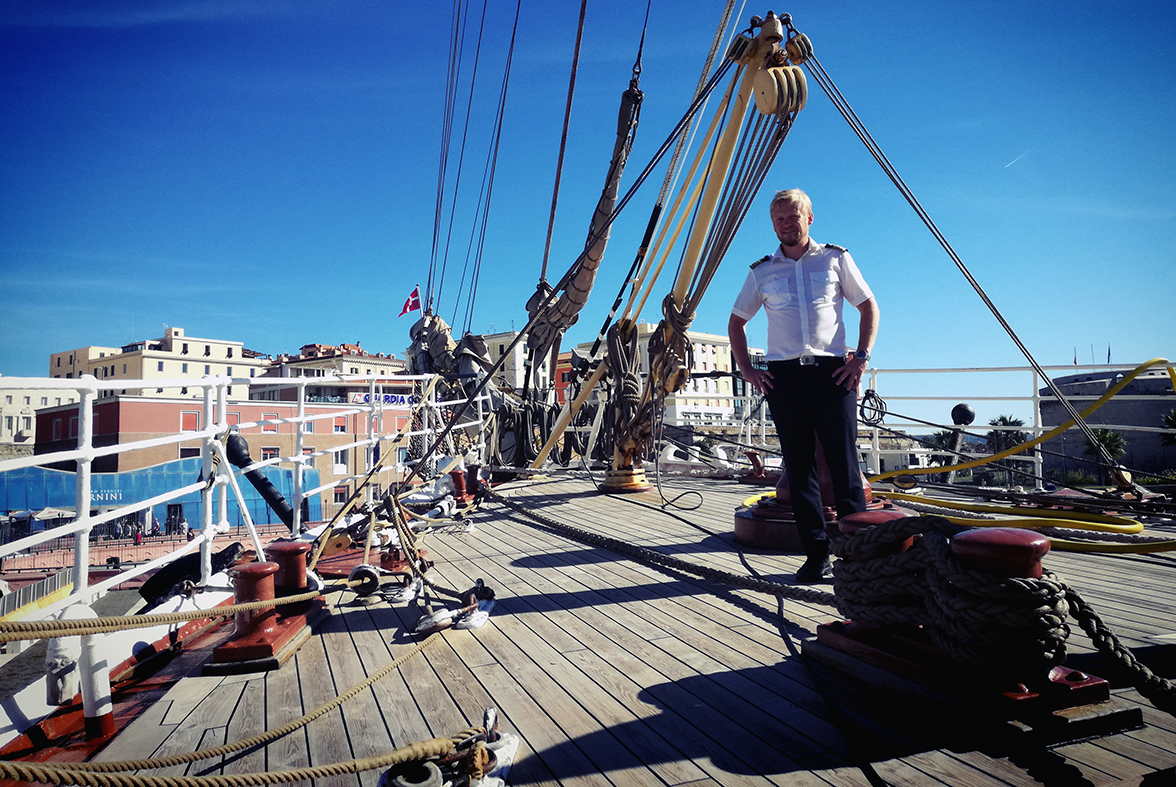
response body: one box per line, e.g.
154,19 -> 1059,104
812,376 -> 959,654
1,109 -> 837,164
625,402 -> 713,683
0,371 -> 492,626
651,361 -> 1175,486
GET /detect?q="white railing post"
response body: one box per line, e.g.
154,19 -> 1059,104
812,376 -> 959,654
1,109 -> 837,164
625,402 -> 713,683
73,376 -> 97,599
1031,368 -> 1045,489
293,379 -> 306,533
216,379 -> 229,528
200,380 -> 215,584
367,377 -> 378,505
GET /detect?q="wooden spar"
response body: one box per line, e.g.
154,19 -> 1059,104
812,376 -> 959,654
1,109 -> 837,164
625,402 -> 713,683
531,359 -> 608,468
670,52 -> 757,311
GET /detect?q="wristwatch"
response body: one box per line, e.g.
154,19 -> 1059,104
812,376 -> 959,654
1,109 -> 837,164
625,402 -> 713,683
853,349 -> 870,362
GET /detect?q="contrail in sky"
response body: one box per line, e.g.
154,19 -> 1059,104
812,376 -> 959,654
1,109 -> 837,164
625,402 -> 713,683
1005,149 -> 1032,168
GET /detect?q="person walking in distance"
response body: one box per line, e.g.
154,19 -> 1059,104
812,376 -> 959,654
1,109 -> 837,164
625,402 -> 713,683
728,189 -> 880,582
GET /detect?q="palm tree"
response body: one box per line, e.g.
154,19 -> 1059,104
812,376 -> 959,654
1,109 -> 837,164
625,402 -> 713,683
924,429 -> 958,481
985,415 -> 1029,486
1084,428 -> 1128,485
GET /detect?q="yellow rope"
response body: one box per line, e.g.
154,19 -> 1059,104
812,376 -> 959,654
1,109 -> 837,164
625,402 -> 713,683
868,357 -> 1172,482
878,491 -> 1142,533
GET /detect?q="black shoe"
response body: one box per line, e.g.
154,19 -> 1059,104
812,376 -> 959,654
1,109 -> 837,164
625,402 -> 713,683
795,556 -> 833,584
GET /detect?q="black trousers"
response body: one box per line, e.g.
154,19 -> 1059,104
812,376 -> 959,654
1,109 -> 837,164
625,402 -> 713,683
764,358 -> 866,558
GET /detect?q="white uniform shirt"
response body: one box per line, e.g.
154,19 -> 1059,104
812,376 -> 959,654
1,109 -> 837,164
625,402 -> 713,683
731,240 -> 873,362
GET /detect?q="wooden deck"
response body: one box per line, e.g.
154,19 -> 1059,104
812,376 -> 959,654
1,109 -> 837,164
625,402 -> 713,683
93,472 -> 1176,786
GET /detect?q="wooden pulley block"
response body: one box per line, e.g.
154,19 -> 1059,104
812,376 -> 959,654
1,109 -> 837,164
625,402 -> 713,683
777,68 -> 796,115
785,33 -> 813,64
320,532 -> 353,557
789,66 -> 808,112
753,67 -> 785,115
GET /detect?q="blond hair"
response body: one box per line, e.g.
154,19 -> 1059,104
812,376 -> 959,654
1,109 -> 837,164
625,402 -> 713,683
770,188 -> 812,217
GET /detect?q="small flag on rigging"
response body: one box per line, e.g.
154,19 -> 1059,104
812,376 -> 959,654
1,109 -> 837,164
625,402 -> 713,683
399,285 -> 421,317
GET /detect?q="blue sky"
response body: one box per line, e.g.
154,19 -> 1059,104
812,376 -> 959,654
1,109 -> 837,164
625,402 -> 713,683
2,0 -> 1174,428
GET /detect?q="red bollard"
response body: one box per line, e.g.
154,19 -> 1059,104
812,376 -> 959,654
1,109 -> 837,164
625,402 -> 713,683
834,509 -> 910,553
228,562 -> 280,642
266,540 -> 312,594
950,527 -> 1050,579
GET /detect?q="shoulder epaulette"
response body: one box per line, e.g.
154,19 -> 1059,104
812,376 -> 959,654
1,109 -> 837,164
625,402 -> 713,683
825,243 -> 848,252
749,255 -> 771,269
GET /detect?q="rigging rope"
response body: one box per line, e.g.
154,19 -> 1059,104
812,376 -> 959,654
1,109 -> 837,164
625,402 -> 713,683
801,48 -> 1132,488
537,0 -> 589,285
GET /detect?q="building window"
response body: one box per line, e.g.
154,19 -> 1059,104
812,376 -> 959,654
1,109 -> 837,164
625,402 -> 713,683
23,396 -> 30,405
179,447 -> 201,459
204,345 -> 211,356
22,416 -> 31,430
181,412 -> 200,432
158,361 -> 165,372
55,397 -> 61,406
333,486 -> 348,504
41,397 -> 48,406
333,449 -> 348,474
52,419 -> 62,440
334,416 -> 346,433
227,347 -> 233,358
182,363 -> 188,374
226,366 -> 232,376
250,369 -> 255,377
4,395 -> 10,404
261,447 -> 279,461
303,419 -> 314,433
5,416 -> 12,431
182,343 -> 189,355
122,363 -> 127,374
263,413 -> 278,433
204,364 -> 211,374
350,367 -> 359,374
302,447 -> 315,467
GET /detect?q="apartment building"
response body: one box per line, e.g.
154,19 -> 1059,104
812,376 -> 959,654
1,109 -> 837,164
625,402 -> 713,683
49,327 -> 269,399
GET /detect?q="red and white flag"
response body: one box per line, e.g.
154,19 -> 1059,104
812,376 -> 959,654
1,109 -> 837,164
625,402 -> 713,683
398,285 -> 421,317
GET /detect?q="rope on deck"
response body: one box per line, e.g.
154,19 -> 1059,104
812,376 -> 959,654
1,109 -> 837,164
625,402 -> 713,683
485,486 -> 838,606
30,632 -> 444,774
0,727 -> 480,786
0,587 -> 330,643
493,486 -> 1176,716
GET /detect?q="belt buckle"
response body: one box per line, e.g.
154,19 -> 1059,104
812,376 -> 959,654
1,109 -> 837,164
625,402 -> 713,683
799,354 -> 817,366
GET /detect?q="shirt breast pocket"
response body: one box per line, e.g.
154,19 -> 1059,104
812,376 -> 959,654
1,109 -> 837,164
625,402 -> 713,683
764,276 -> 794,308
809,271 -> 839,304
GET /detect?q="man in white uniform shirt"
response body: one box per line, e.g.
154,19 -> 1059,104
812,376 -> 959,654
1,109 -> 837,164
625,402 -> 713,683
728,189 -> 880,583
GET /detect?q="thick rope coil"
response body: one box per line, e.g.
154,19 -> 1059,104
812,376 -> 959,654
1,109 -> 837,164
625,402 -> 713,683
922,532 -> 1071,672
486,488 -> 837,606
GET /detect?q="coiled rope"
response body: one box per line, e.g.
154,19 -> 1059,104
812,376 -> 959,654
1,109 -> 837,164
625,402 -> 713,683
493,488 -> 1176,715
833,515 -> 1176,713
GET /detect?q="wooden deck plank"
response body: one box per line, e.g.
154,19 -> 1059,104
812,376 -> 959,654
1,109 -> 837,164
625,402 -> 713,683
297,611 -> 360,787
70,471 -> 1176,787
220,677 -> 266,777
264,652 -> 312,787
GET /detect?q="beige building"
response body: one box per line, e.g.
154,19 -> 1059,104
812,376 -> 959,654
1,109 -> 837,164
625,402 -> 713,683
576,323 -> 746,424
483,331 -> 551,393
49,327 -> 270,400
0,379 -> 81,457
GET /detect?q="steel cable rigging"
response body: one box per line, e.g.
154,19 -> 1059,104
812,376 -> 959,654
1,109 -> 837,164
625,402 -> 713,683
801,46 -> 1134,491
